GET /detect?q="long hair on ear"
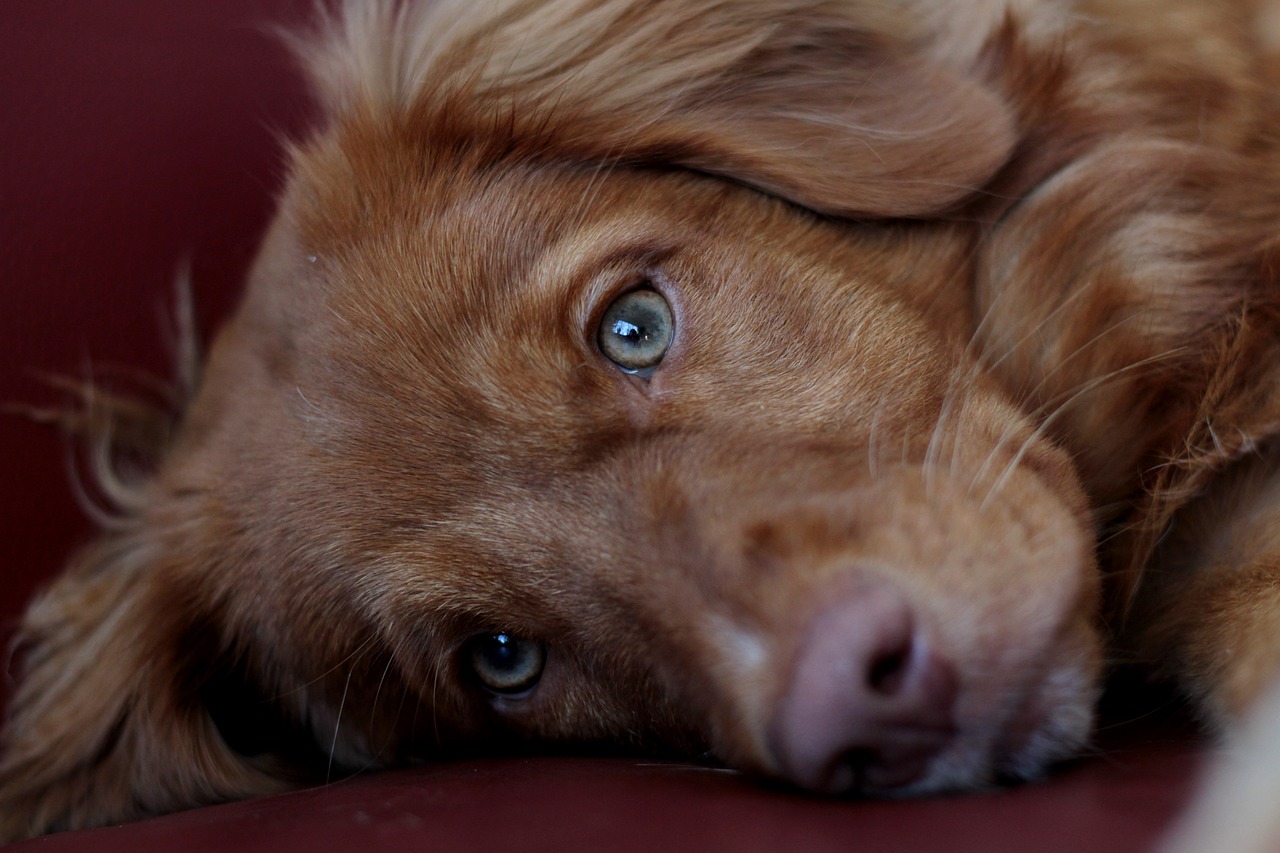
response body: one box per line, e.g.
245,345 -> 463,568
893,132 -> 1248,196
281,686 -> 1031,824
0,282 -> 299,841
291,0 -> 1020,218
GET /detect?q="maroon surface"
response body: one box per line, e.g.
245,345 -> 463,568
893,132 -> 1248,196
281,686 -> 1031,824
1,3 -> 1208,851
8,737 -> 1205,853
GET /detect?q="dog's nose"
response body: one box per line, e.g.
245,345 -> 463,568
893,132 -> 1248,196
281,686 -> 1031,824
770,581 -> 957,793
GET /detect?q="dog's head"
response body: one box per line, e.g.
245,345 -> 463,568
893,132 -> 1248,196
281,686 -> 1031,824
220,108 -> 1100,785
3,0 -> 1127,836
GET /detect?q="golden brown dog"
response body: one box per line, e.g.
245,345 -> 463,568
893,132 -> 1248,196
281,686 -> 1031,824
5,0 -> 1280,840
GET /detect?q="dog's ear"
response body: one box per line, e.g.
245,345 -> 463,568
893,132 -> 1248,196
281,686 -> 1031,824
301,0 -> 1018,218
0,528 -> 292,840
579,38 -> 1019,219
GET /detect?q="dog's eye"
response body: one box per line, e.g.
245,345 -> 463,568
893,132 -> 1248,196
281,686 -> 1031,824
598,289 -> 674,375
466,633 -> 546,696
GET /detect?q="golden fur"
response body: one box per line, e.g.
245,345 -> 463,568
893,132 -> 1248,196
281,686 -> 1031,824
5,0 -> 1280,840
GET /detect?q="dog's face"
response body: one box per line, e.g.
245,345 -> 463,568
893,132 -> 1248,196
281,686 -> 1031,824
162,114 -> 1100,793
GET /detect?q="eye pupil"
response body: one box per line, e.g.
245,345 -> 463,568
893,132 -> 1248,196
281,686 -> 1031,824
598,289 -> 674,374
480,634 -> 518,667
467,633 -> 546,696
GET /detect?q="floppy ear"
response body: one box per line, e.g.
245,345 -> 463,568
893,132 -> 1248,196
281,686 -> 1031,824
0,528 -> 293,840
303,0 -> 1018,218
582,40 -> 1019,219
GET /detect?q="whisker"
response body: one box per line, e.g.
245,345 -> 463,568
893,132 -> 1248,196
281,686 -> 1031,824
964,288 -> 1148,497
980,348 -> 1187,511
924,363 -> 969,497
1016,311 -> 1148,412
326,668 -> 355,784
269,634 -> 378,701
951,359 -> 989,478
867,388 -> 888,479
368,653 -> 397,754
976,283 -> 1097,379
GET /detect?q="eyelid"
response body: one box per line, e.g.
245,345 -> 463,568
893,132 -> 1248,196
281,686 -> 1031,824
565,241 -> 674,341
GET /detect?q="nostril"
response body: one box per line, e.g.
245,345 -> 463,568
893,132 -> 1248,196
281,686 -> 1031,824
867,635 -> 913,695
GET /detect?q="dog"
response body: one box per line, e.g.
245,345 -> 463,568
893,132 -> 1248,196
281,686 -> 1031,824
5,0 -> 1280,840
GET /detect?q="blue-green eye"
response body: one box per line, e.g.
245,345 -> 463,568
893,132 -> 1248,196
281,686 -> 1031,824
466,634 -> 546,696
598,289 -> 674,374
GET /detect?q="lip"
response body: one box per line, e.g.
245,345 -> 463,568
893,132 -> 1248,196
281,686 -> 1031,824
989,665 -> 1098,782
993,685 -> 1050,775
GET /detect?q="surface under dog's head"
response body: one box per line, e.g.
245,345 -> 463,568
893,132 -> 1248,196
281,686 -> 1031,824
2,0 -> 1108,836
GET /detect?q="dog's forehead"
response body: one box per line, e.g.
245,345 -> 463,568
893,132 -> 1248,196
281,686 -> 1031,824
293,126 -> 699,304
262,121 -> 976,502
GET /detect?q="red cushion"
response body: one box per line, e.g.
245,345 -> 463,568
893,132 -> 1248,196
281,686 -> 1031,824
6,742 -> 1202,853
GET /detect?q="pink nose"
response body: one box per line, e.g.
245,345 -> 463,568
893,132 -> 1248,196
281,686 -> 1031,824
770,581 -> 957,793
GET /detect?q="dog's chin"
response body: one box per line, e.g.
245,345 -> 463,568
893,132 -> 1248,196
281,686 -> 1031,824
922,631 -> 1101,794
994,643 -> 1101,783
873,671 -> 1099,797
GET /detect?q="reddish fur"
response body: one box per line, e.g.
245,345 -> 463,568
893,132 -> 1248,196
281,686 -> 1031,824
4,0 -> 1280,840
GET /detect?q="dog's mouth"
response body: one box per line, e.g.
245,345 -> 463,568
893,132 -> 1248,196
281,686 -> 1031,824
753,624 -> 1100,798
757,596 -> 1099,797
987,617 -> 1102,784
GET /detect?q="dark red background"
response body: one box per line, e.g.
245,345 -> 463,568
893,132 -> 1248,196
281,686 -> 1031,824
1,3 -> 1208,850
